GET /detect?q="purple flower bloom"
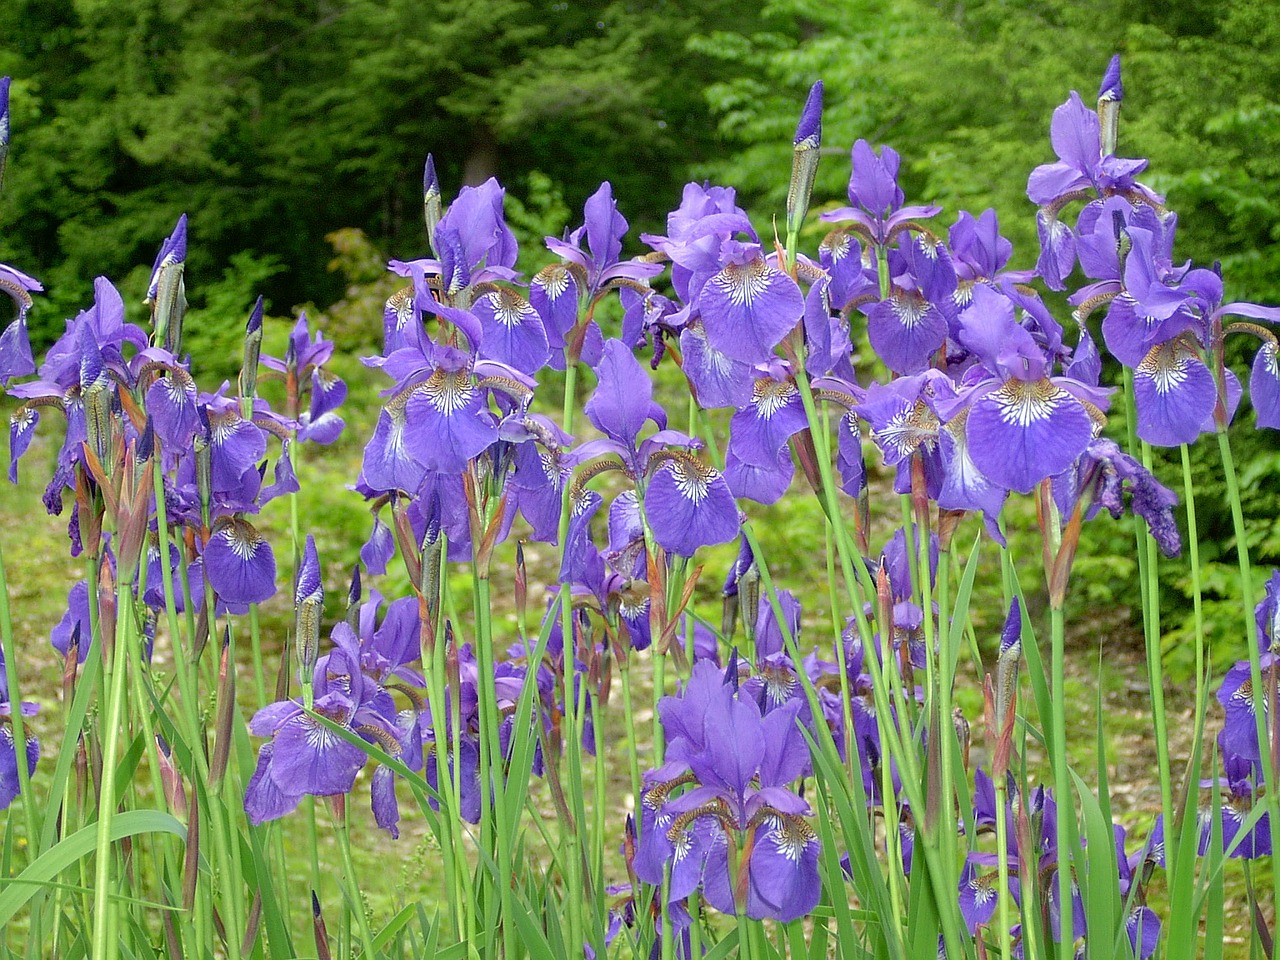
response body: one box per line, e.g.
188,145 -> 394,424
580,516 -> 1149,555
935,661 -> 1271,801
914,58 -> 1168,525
402,347 -> 499,476
699,241 -> 805,366
0,646 -> 39,812
724,361 -> 808,503
866,234 -> 956,374
472,288 -> 549,375
204,517 -> 277,606
637,661 -> 818,922
1053,437 -> 1181,557
820,140 -> 941,248
0,263 -> 42,384
545,181 -> 663,300
1026,92 -> 1150,207
645,455 -> 740,557
942,285 -> 1110,494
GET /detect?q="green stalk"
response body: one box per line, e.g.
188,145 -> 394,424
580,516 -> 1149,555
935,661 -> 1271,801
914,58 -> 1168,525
1213,428 -> 1280,907
0,538 -> 39,850
1049,606 -> 1074,960
331,800 -> 375,957
993,775 -> 1014,960
248,604 -> 267,708
618,654 -> 642,804
556,355 -> 586,956
91,555 -> 136,960
1178,444 -> 1207,745
1136,441 -> 1176,902
473,574 -> 517,960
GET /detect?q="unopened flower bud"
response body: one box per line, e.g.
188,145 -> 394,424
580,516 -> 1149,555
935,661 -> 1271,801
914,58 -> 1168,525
294,535 -> 324,687
423,153 -> 442,256
239,295 -> 264,404
148,215 -> 189,353
786,80 -> 824,236
1097,54 -> 1123,156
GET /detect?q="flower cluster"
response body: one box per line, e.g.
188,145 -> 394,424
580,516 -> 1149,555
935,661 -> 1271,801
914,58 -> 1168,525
636,660 -> 819,922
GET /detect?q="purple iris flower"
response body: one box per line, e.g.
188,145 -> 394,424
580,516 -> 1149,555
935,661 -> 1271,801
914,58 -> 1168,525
1027,88 -> 1163,289
820,140 -> 942,249
246,601 -> 425,829
1052,437 -> 1181,558
51,579 -> 95,663
1249,329 -> 1280,429
471,287 -> 550,375
204,516 -> 277,607
1216,653 -> 1276,777
545,181 -> 663,301
939,285 -> 1111,494
0,646 -> 40,813
400,345 -> 499,477
0,263 -> 42,384
957,852 -> 1015,934
580,339 -> 739,557
1199,754 -> 1272,860
723,359 -> 809,505
857,371 -> 947,499
504,413 -> 579,544
1098,227 -> 1213,369
392,179 -> 519,307
864,234 -> 957,374
697,239 -> 806,366
948,210 -> 1036,306
636,661 -> 819,922
1027,92 -> 1151,207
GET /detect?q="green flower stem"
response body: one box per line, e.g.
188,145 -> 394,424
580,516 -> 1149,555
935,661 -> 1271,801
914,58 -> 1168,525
413,528 -> 468,941
1137,440 -> 1176,892
331,800 -> 375,958
91,543 -> 136,960
557,356 -> 587,956
994,773 -> 1014,960
619,653 -> 642,805
473,573 -> 518,960
248,604 -> 266,708
0,537 -> 38,848
1049,605 -> 1074,960
1213,428 -> 1280,905
592,685 -> 607,896
1179,444 -> 1207,744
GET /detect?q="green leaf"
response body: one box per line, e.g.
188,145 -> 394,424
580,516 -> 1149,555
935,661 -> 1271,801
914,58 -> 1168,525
0,810 -> 187,929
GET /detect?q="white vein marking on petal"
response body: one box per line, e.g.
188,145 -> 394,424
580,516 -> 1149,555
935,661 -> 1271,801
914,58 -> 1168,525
821,232 -> 851,263
670,460 -> 714,504
1262,342 -> 1278,378
223,524 -> 263,561
388,289 -> 414,330
423,369 -> 474,415
891,292 -> 929,329
1138,344 -> 1193,396
752,378 -> 796,420
768,813 -> 816,862
11,408 -> 36,432
716,259 -> 773,307
873,400 -> 938,458
991,379 -> 1063,428
536,265 -> 571,300
489,290 -> 535,329
208,410 -> 241,446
